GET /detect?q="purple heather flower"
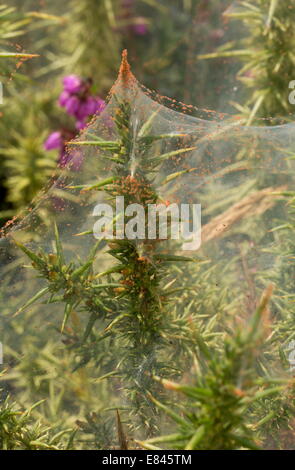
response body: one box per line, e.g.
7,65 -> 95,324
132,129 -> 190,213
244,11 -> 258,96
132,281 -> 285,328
76,120 -> 87,130
65,95 -> 80,116
76,96 -> 97,120
62,75 -> 83,94
76,96 -> 106,121
45,75 -> 107,170
44,131 -> 63,150
58,90 -> 70,107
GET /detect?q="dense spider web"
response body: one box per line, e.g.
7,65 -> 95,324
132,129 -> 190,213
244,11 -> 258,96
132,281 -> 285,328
0,52 -> 294,446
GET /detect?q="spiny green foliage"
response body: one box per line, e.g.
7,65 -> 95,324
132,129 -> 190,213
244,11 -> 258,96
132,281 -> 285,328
1,109 -> 56,208
0,5 -> 40,219
0,4 -> 30,51
15,225 -> 110,333
252,191 -> 295,449
199,0 -> 295,123
0,385 -> 72,450
139,286 -> 292,450
0,5 -> 37,76
263,191 -> 295,344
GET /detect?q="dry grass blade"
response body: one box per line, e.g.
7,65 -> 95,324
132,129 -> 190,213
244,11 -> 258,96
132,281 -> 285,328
202,186 -> 286,244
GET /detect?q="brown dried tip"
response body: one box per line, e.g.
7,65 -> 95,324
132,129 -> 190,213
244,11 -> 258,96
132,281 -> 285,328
118,49 -> 135,85
108,49 -> 137,98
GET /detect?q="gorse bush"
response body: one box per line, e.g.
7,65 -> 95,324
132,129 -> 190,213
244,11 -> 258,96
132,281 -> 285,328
140,286 -> 284,450
0,373 -> 72,450
199,0 -> 295,123
0,0 -> 294,451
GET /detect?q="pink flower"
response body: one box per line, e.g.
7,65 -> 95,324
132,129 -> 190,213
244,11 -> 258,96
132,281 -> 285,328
76,120 -> 87,130
45,75 -> 107,170
65,95 -> 80,116
44,131 -> 63,150
58,90 -> 70,107
75,96 -> 96,120
62,75 -> 83,94
75,96 -> 106,121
